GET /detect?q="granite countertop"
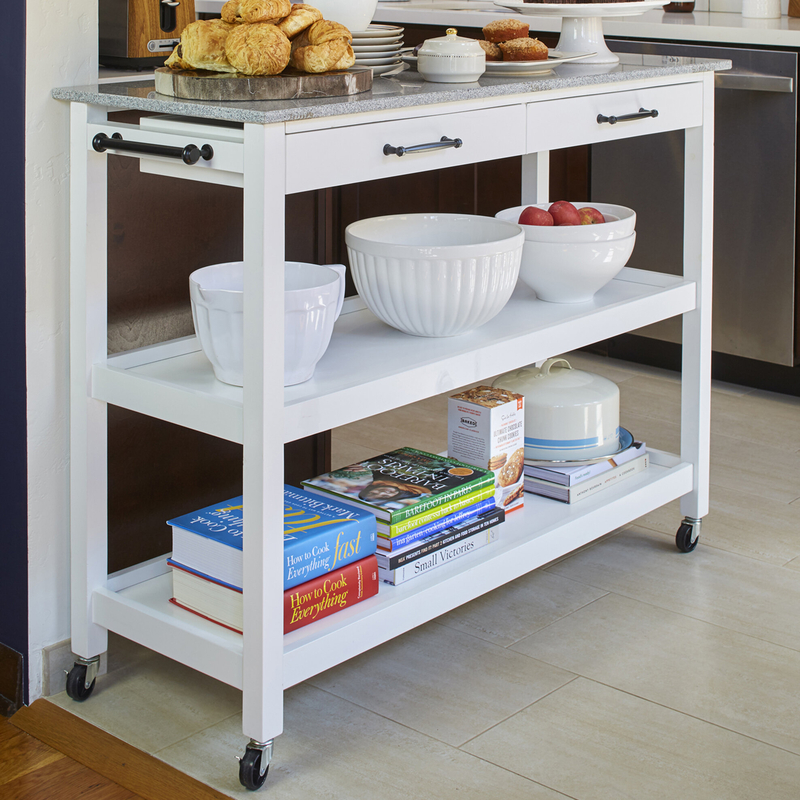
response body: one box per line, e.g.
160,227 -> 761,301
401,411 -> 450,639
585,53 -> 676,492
54,53 -> 730,125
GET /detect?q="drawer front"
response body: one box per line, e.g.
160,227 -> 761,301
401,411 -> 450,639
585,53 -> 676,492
527,82 -> 704,153
286,104 -> 526,194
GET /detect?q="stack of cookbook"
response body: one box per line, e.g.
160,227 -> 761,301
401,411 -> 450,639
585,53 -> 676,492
301,447 -> 504,585
523,439 -> 648,503
167,486 -> 379,634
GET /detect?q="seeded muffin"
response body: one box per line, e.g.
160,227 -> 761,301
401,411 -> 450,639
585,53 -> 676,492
482,18 -> 530,43
498,37 -> 549,62
477,40 -> 502,61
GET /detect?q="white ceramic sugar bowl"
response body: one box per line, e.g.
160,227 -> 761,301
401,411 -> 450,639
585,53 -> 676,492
493,357 -> 621,461
417,28 -> 486,84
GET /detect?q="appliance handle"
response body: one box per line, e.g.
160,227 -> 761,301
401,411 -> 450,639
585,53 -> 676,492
596,108 -> 658,125
715,70 -> 794,93
91,132 -> 214,165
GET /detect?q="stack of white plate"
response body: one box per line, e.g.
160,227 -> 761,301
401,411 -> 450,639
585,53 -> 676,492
351,25 -> 405,76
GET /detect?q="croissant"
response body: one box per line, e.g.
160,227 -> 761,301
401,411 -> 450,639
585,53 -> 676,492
166,19 -> 238,73
221,0 -> 292,24
276,3 -> 323,39
225,22 -> 291,75
304,19 -> 352,45
329,43 -> 355,71
289,36 -> 350,73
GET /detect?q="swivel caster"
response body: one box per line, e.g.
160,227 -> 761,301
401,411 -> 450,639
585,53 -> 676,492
676,517 -> 701,553
64,656 -> 100,702
238,739 -> 273,791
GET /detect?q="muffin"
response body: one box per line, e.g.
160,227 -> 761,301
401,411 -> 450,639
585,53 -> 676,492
477,40 -> 502,61
482,18 -> 530,43
498,37 -> 549,62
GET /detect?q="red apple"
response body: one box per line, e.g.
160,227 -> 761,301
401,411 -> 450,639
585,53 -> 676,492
548,200 -> 581,226
578,206 -> 606,225
518,206 -> 554,226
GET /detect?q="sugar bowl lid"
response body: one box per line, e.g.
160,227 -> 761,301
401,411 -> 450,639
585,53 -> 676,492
418,28 -> 485,58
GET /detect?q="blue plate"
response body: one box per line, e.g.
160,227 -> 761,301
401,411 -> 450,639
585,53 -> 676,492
523,426 -> 635,467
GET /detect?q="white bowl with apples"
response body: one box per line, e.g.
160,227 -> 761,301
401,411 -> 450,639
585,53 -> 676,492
496,201 -> 636,243
496,200 -> 637,303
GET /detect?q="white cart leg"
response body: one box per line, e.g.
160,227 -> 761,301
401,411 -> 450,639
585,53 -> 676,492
678,72 -> 715,549
238,122 -> 286,789
521,151 -> 550,205
68,102 -> 109,696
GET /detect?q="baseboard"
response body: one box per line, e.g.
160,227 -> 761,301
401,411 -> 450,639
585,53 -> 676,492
0,643 -> 23,717
10,699 -> 230,800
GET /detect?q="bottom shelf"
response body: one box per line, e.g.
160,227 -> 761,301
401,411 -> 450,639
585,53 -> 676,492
92,450 -> 692,690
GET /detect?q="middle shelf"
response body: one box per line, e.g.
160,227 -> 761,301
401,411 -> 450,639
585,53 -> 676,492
92,267 -> 696,444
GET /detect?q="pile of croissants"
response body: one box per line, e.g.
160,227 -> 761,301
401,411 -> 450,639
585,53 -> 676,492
165,0 -> 355,76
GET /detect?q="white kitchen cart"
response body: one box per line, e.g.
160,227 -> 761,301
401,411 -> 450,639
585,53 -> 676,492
56,54 -> 727,790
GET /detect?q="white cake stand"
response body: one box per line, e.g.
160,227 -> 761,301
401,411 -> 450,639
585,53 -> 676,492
493,1 -> 668,65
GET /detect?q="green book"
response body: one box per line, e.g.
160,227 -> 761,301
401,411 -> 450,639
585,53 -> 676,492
301,447 -> 494,525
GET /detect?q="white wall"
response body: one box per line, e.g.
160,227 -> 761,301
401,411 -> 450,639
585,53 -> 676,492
25,0 -> 96,700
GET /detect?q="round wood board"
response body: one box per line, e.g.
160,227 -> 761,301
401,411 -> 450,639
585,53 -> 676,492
154,66 -> 373,101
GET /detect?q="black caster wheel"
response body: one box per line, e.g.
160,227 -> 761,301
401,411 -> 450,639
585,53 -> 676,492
676,522 -> 699,553
239,747 -> 270,791
65,662 -> 96,702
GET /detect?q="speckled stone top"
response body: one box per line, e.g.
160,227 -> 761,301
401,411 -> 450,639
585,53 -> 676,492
53,54 -> 730,125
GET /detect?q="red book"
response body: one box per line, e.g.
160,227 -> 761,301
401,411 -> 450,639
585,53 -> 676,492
169,555 -> 379,634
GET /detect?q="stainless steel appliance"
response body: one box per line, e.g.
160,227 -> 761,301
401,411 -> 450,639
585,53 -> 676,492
591,40 -> 797,365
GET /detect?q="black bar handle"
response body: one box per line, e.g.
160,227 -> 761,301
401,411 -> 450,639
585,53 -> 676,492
383,136 -> 463,157
92,132 -> 214,165
597,107 -> 659,125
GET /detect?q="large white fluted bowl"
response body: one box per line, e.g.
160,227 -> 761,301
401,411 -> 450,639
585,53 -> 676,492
345,213 -> 524,337
189,260 -> 345,387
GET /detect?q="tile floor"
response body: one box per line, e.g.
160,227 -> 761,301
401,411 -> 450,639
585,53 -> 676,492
50,352 -> 800,799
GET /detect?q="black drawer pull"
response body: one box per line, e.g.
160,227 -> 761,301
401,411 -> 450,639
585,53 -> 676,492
383,136 -> 463,157
597,108 -> 659,125
91,132 -> 214,165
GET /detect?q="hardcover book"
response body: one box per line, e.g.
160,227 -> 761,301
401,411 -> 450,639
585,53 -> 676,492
378,524 -> 502,586
169,554 -> 380,634
524,451 -> 649,503
377,506 -> 505,571
523,441 -> 646,486
377,494 -> 497,552
301,447 -> 494,525
168,486 -> 377,591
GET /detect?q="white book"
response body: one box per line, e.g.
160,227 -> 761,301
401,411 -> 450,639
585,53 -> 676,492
524,451 -> 649,503
524,441 -> 646,486
379,525 -> 501,586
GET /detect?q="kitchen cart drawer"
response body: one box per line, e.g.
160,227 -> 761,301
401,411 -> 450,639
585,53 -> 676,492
286,104 -> 526,194
526,82 -> 704,152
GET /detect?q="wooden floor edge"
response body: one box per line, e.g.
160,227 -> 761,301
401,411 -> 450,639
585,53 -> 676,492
10,699 -> 232,800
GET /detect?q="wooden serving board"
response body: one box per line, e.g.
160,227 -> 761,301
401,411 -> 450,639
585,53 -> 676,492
154,66 -> 372,101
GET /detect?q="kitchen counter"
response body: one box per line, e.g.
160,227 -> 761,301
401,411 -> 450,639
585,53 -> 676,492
56,53 -> 729,124
196,0 -> 800,49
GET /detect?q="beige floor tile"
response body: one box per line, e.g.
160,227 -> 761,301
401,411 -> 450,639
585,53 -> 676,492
510,593 -> 800,755
308,621 -> 575,747
636,489 -> 800,565
158,683 -> 569,799
464,678 -> 800,800
545,526 -> 800,650
617,409 -> 681,454
434,570 -> 607,647
330,439 -> 383,470
49,652 -> 242,754
709,432 -> 800,504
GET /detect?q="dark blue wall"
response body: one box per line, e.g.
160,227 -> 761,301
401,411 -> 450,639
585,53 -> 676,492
0,0 -> 28,694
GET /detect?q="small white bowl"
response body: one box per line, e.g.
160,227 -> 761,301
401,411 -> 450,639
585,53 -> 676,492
517,232 -> 636,303
417,28 -> 486,84
306,0 -> 379,32
189,261 -> 345,387
496,203 -> 636,243
345,213 -> 524,337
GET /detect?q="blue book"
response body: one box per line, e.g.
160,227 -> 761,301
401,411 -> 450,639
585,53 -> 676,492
168,486 -> 377,591
378,496 -> 496,553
